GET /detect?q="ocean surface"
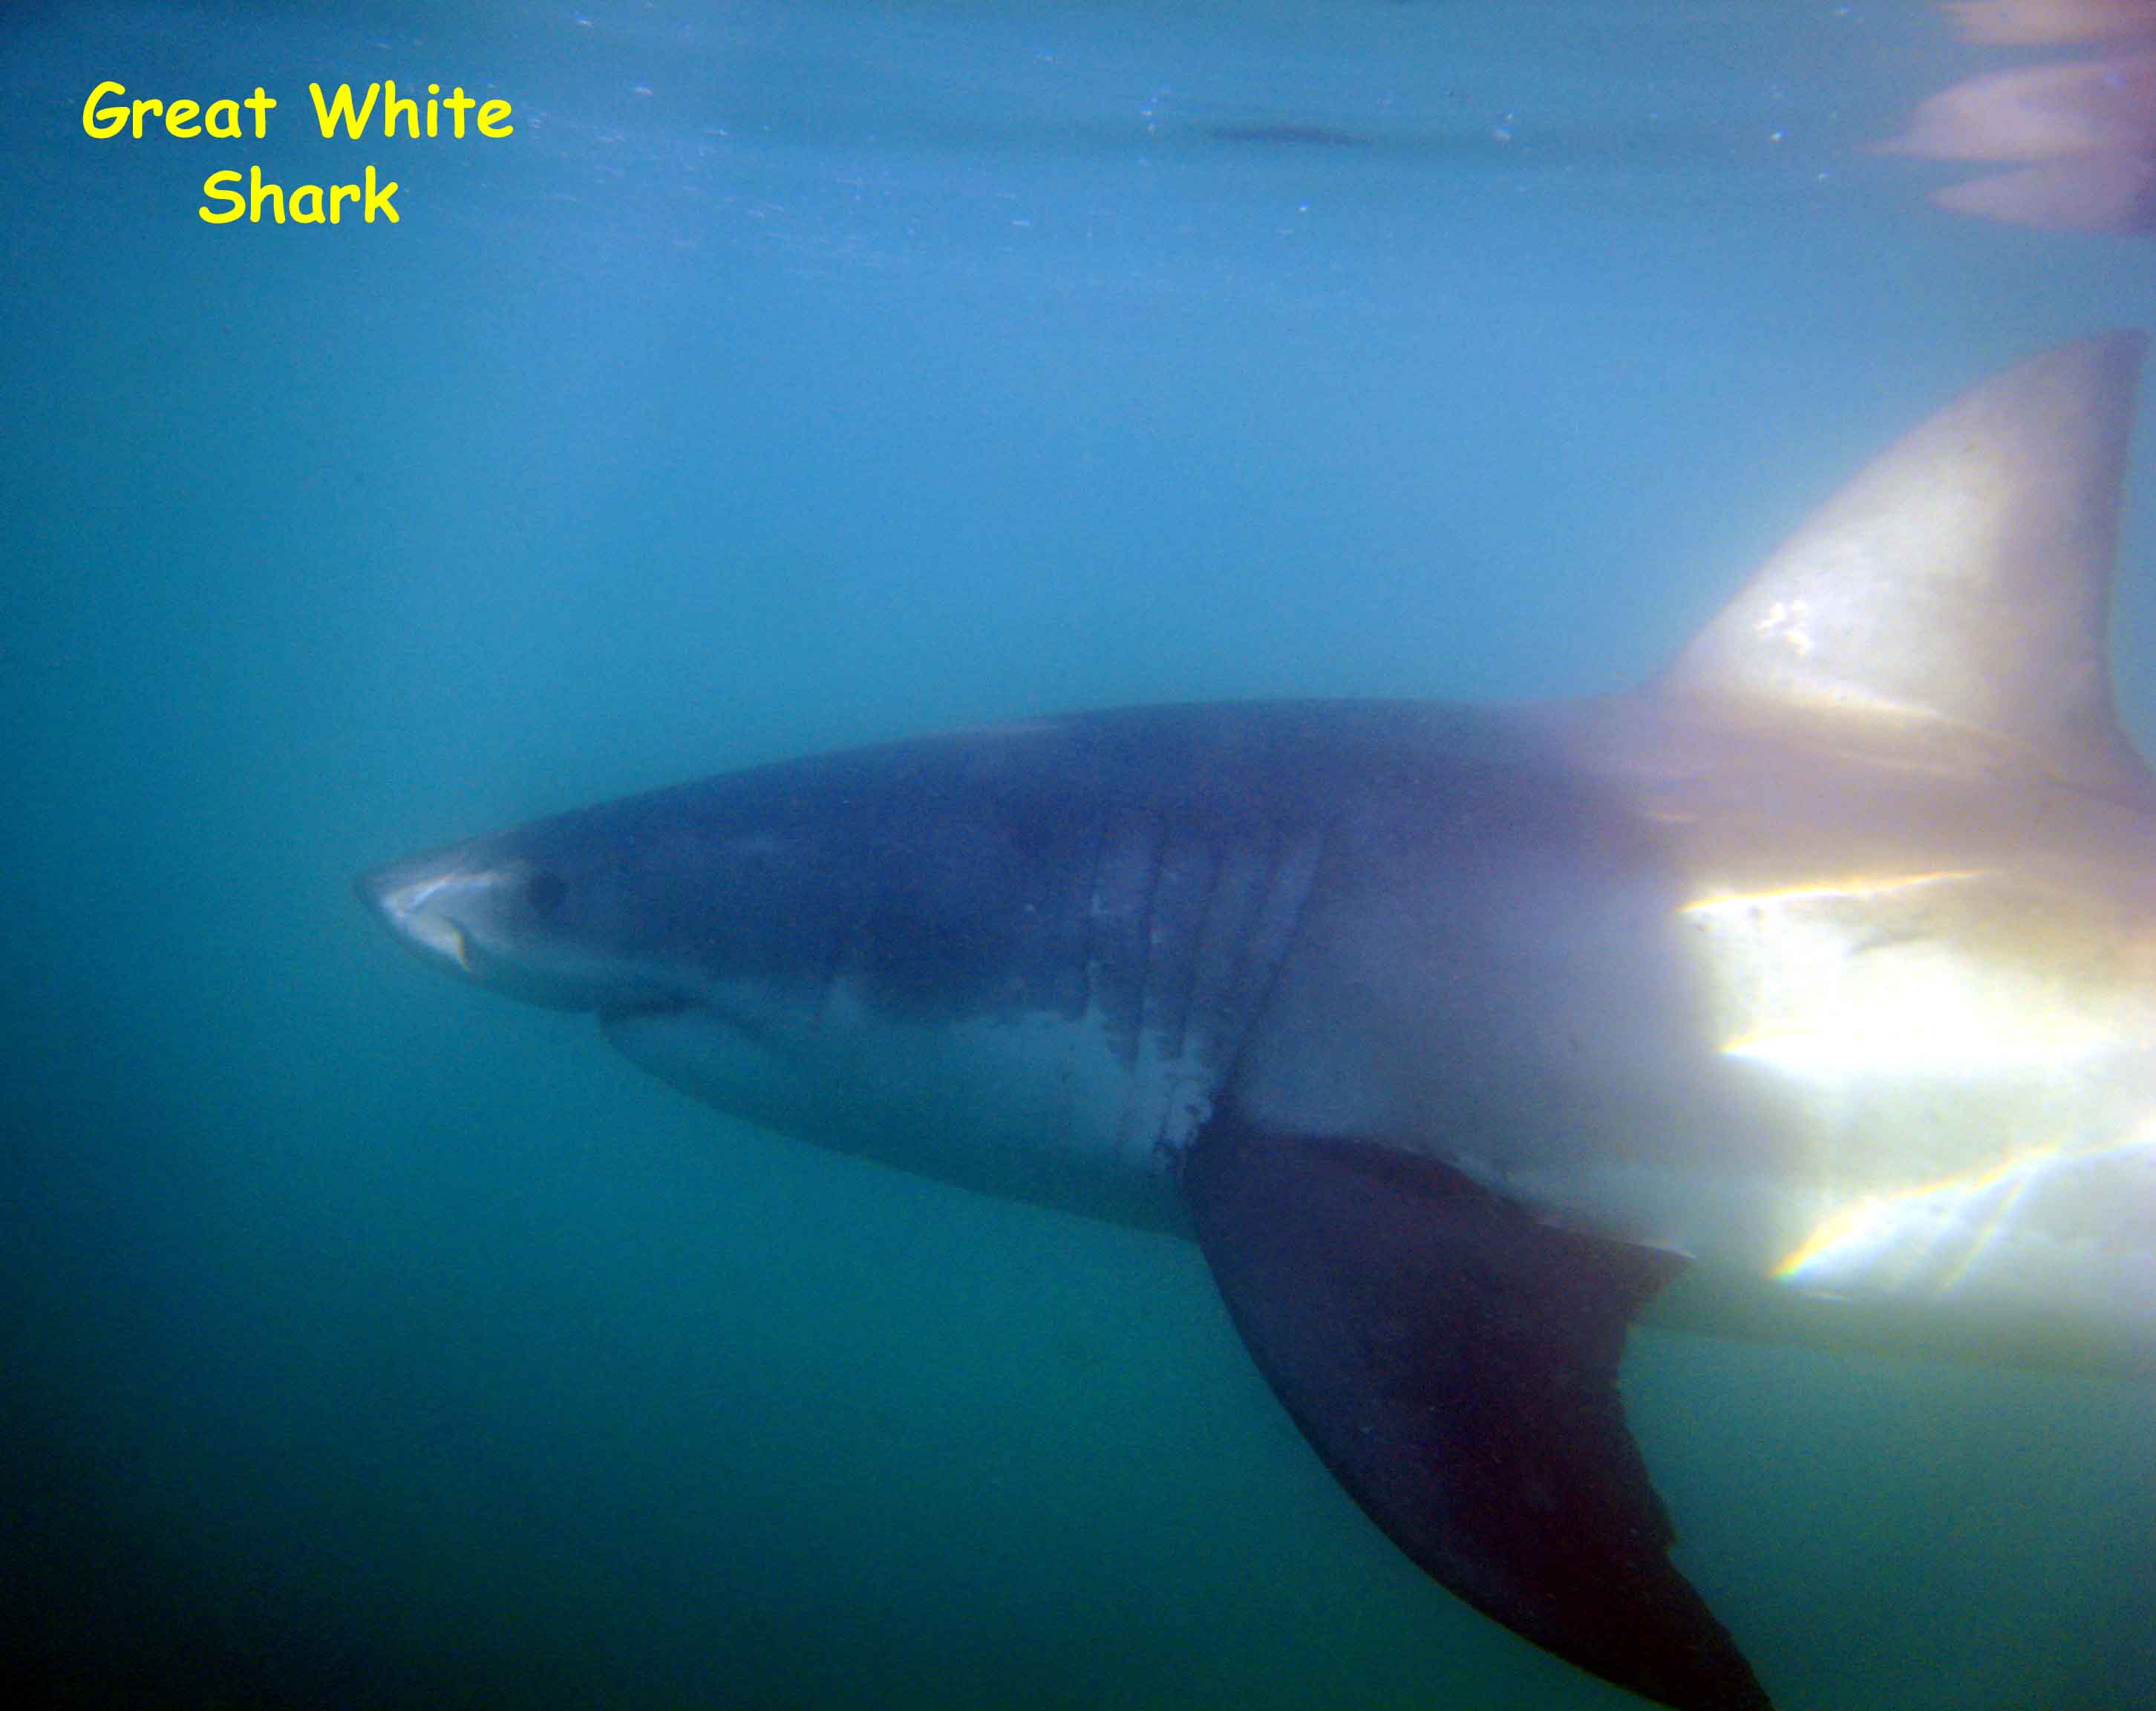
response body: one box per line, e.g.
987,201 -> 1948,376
4,2 -> 2153,1707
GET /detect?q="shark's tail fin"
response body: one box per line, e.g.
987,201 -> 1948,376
1658,331 -> 2148,797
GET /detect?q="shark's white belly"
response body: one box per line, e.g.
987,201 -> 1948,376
602,977 -> 1203,1228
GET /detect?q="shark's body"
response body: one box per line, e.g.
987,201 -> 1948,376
362,334 -> 2154,1710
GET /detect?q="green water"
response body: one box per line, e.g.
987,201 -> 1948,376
4,2 -> 2151,1706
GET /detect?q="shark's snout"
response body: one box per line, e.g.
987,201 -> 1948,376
355,853 -> 504,977
357,841 -> 674,1014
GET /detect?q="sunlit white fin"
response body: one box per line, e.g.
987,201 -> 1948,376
1659,331 -> 2149,794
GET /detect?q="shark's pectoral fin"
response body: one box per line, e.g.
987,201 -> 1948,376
1180,1115 -> 1772,1711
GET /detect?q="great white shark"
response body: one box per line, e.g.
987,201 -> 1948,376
359,333 -> 2154,1710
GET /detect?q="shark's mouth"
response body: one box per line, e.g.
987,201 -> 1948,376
599,991 -> 800,1064
597,991 -> 694,1028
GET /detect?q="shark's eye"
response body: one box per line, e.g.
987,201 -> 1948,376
524,869 -> 567,919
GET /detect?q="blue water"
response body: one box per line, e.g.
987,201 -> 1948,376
5,3 -> 2152,1707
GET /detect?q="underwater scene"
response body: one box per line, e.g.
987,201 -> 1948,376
6,2 -> 2155,1707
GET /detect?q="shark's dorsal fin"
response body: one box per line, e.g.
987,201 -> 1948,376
1659,331 -> 2147,792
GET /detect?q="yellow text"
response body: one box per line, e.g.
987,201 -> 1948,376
83,80 -> 275,139
199,163 -> 399,225
308,82 -> 512,140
